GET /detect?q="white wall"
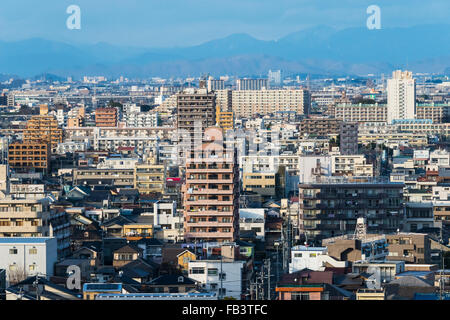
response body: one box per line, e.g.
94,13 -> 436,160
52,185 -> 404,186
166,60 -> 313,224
0,238 -> 57,285
188,260 -> 244,300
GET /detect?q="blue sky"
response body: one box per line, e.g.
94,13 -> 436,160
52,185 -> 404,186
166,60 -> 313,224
0,0 -> 448,47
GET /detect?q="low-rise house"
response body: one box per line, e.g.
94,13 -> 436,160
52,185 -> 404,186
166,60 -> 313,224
118,258 -> 158,283
144,275 -> 198,293
54,259 -> 91,282
112,244 -> 143,268
6,276 -> 81,300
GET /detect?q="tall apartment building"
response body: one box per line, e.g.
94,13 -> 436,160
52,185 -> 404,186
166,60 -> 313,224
340,122 -> 359,155
8,142 -> 50,173
176,89 -> 216,164
227,89 -> 310,118
182,136 -> 239,243
176,88 -> 216,136
236,78 -> 268,90
23,115 -> 63,151
207,79 -> 225,92
95,107 -> 118,127
387,70 -> 416,124
299,178 -> 405,242
334,103 -> 387,123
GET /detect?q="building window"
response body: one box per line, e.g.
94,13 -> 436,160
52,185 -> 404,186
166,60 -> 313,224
9,248 -> 18,255
191,267 -> 204,274
208,268 -> 218,276
29,248 -> 37,255
292,292 -> 309,300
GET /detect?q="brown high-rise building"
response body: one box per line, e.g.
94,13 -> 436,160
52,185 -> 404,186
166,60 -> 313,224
176,88 -> 216,137
182,128 -> 239,243
176,88 -> 217,165
8,142 -> 50,173
95,107 -> 118,127
23,115 -> 63,151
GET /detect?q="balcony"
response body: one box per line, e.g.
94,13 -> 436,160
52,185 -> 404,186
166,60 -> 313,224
185,231 -> 234,239
316,224 -> 340,230
185,210 -> 235,216
185,221 -> 234,227
186,168 -> 233,173
0,211 -> 41,219
0,225 -> 42,233
186,179 -> 233,184
185,199 -> 234,205
186,189 -> 234,195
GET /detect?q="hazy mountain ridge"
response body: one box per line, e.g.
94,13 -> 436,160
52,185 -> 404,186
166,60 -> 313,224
0,25 -> 449,78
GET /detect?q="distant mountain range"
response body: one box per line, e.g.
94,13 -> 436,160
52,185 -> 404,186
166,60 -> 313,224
0,24 -> 449,79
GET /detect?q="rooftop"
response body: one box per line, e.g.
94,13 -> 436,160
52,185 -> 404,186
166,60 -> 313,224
0,237 -> 55,244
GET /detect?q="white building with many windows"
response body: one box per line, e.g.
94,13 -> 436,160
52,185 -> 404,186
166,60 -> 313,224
387,70 -> 416,124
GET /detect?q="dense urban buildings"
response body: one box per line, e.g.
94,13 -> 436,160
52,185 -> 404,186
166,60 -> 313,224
0,66 -> 449,302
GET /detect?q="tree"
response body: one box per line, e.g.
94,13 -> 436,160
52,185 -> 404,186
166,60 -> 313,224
8,266 -> 28,285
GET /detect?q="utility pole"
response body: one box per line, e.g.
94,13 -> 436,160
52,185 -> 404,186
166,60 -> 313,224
219,254 -> 223,300
261,264 -> 265,300
266,259 -> 271,300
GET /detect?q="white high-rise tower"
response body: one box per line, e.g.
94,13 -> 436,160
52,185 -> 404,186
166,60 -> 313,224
387,70 -> 416,124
